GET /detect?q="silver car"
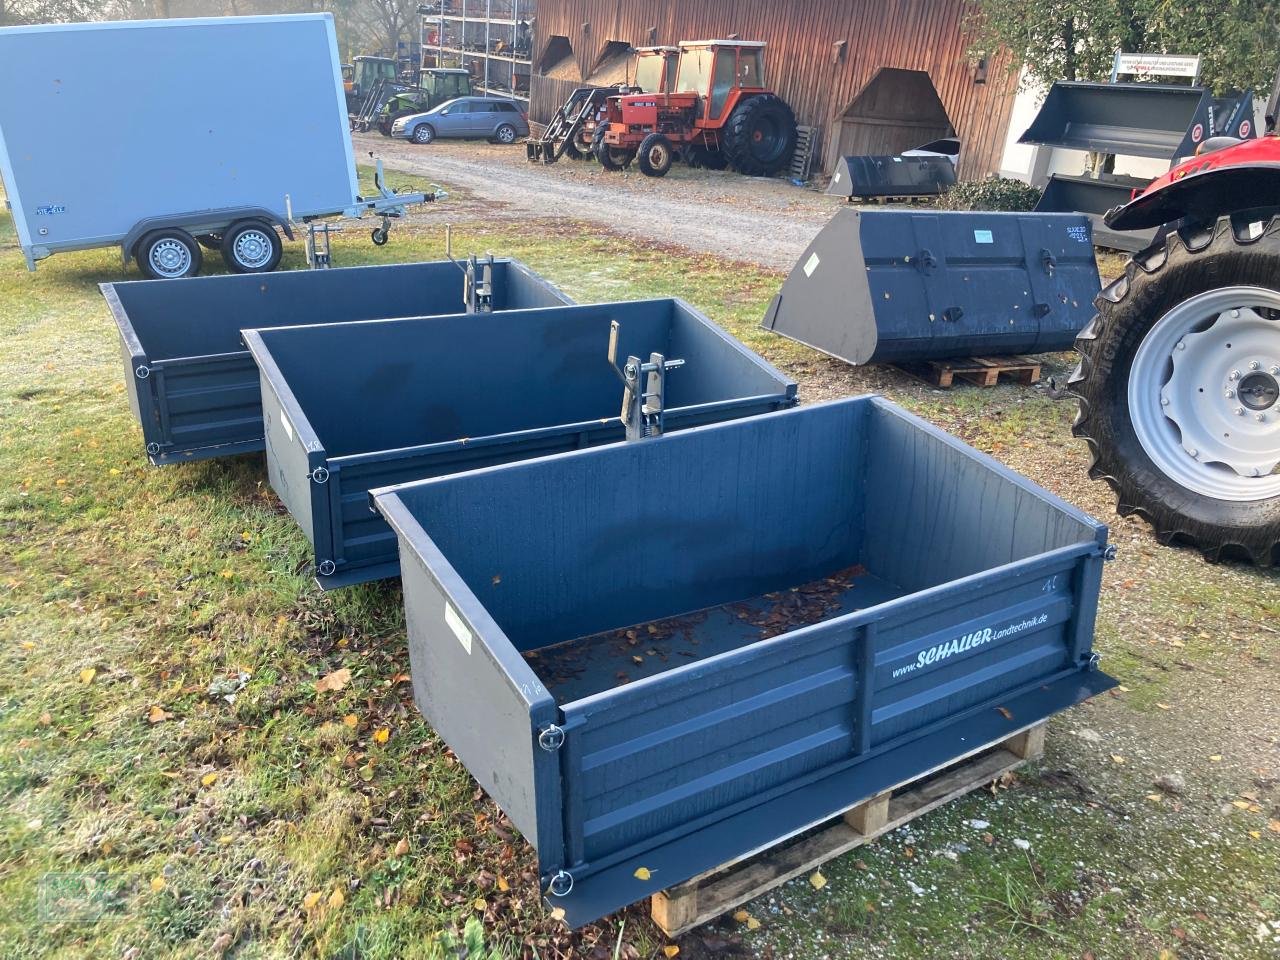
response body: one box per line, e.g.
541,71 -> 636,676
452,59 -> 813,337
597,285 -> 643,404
391,96 -> 528,145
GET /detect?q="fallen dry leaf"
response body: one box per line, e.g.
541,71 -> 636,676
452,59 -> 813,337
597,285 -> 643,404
733,909 -> 750,923
663,947 -> 680,958
315,668 -> 352,694
328,888 -> 345,909
79,668 -> 96,685
550,906 -> 566,922
37,712 -> 51,726
473,898 -> 487,911
342,714 -> 358,728
372,727 -> 390,745
633,866 -> 652,881
1110,754 -> 1126,764
746,917 -> 761,931
809,870 -> 827,890
201,772 -> 218,787
150,875 -> 166,892
1156,703 -> 1172,711
497,875 -> 510,892
996,706 -> 1013,720
1208,755 -> 1222,762
147,705 -> 171,724
302,891 -> 322,911
1268,819 -> 1280,834
394,838 -> 410,857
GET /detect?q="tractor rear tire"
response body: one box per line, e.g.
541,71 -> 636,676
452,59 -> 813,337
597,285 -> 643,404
686,145 -> 728,170
637,133 -> 674,177
592,126 -> 634,171
1069,214 -> 1280,566
565,137 -> 586,160
722,94 -> 797,177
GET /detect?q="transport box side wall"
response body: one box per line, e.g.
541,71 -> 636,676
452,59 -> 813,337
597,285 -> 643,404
374,397 -> 1114,924
0,15 -> 356,263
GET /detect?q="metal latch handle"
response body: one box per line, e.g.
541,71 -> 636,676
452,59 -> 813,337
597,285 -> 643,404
607,320 -> 684,442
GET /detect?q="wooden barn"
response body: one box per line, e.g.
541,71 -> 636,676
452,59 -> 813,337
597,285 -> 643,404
528,0 -> 1019,178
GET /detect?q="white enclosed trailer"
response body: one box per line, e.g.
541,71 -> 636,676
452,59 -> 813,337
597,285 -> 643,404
0,14 -> 427,277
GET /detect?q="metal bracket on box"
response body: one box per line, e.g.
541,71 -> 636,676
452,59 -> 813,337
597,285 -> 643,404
607,320 -> 685,441
444,224 -> 494,313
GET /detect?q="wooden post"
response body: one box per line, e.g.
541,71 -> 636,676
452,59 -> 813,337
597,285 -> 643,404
843,790 -> 891,836
1004,723 -> 1046,760
651,886 -> 698,936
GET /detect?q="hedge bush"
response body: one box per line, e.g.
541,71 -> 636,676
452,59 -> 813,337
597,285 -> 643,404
940,175 -> 1042,212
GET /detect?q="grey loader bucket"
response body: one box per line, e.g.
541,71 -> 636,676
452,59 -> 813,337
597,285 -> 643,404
1017,82 -> 1216,159
762,209 -> 1101,365
1035,174 -> 1154,253
827,155 -> 957,200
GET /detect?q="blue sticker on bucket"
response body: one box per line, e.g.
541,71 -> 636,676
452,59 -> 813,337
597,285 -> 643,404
35,204 -> 66,216
973,229 -> 993,244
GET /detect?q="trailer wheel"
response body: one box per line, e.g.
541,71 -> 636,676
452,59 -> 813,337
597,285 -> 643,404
723,94 -> 797,177
411,123 -> 435,145
637,133 -> 674,177
1070,215 -> 1280,566
221,221 -> 283,274
136,229 -> 202,280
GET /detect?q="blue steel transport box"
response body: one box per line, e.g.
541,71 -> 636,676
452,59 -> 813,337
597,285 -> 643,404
246,298 -> 797,588
105,259 -> 572,465
372,397 -> 1116,925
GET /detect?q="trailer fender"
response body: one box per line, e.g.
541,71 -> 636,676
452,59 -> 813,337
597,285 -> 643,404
122,207 -> 291,263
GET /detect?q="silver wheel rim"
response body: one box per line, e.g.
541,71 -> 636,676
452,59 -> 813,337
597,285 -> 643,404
1128,286 -> 1280,502
498,125 -> 514,142
414,126 -> 431,143
233,228 -> 273,269
148,238 -> 191,278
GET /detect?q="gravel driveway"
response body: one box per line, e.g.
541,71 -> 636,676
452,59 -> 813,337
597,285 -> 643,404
357,133 -> 844,269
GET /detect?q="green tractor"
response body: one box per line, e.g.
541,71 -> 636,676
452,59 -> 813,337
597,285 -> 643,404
375,68 -> 474,135
345,55 -> 399,114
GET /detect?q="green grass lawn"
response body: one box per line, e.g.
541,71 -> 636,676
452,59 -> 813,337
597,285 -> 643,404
0,168 -> 1277,960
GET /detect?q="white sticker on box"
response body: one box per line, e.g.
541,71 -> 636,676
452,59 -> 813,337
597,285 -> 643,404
282,415 -> 294,442
973,229 -> 994,244
444,601 -> 472,654
803,252 -> 821,277
832,170 -> 842,183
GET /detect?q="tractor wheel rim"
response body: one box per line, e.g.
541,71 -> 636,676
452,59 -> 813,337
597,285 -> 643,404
648,144 -> 668,166
233,229 -> 272,268
149,239 -> 191,277
1129,285 -> 1280,501
751,117 -> 780,159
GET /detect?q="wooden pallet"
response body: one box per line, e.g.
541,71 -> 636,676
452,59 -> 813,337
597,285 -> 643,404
650,723 -> 1047,937
897,355 -> 1042,389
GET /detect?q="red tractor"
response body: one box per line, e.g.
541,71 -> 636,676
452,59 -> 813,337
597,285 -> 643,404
591,40 -> 798,178
1069,69 -> 1280,565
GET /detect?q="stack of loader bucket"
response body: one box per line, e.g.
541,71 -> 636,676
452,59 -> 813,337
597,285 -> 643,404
1019,81 -> 1252,252
827,154 -> 957,200
761,208 -> 1101,366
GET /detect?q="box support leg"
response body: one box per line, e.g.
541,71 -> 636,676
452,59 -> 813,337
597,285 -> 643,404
843,790 -> 891,836
1004,722 -> 1046,760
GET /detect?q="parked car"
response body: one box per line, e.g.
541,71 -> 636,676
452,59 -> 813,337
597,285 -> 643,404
390,96 -> 528,145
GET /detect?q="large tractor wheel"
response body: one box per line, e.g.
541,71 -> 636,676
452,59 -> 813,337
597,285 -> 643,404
722,94 -> 797,177
1070,215 -> 1280,566
636,133 -> 674,177
685,144 -> 728,170
592,126 -> 634,171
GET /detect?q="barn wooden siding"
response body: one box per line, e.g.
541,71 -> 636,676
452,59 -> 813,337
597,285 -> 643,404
527,0 -> 1018,178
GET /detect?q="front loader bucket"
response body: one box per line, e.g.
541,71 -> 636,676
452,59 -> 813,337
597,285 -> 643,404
1018,82 -> 1215,160
761,209 -> 1101,366
827,154 -> 956,199
1035,173 -> 1156,253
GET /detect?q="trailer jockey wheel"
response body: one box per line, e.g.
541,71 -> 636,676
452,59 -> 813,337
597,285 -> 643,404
135,228 -> 202,280
1071,215 -> 1280,566
371,227 -> 389,246
637,133 -> 674,177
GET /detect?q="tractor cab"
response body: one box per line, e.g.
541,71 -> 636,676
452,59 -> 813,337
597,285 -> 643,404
632,46 -> 679,94
350,55 -> 397,100
421,67 -> 472,103
674,40 -> 768,125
